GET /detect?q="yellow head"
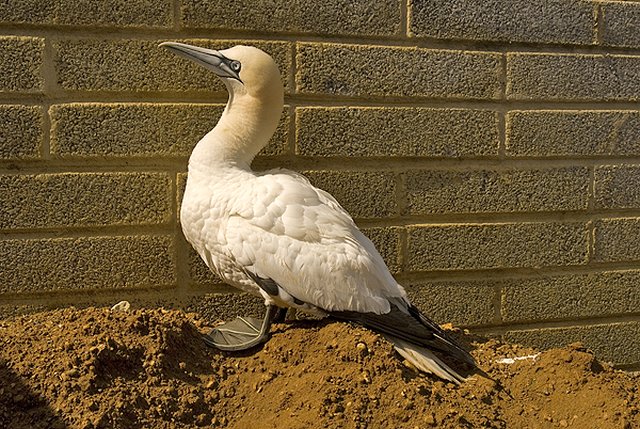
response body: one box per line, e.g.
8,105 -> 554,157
160,42 -> 283,103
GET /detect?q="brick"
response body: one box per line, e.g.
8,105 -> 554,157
405,280 -> 496,326
362,227 -> 402,274
189,245 -> 222,285
0,37 -> 44,93
405,167 -> 589,215
296,43 -> 501,99
616,112 -> 640,156
594,218 -> 640,263
595,165 -> 640,209
186,292 -> 266,323
410,0 -> 594,45
0,0 -> 171,28
0,235 -> 176,293
54,39 -> 291,93
50,103 -> 288,158
0,173 -> 172,230
504,322 -> 640,366
182,0 -> 401,37
296,107 -> 499,158
0,105 -> 43,160
507,53 -> 640,101
304,170 -> 397,219
502,271 -> 640,323
506,110 -> 640,157
602,2 -> 640,48
407,222 -> 588,272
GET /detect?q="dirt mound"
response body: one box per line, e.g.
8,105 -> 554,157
0,307 -> 638,429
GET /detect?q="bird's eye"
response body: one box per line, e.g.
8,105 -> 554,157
230,61 -> 241,72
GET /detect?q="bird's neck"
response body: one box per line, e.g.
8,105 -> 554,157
189,92 -> 282,172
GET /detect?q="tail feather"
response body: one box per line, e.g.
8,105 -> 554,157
331,303 -> 475,367
330,299 -> 476,383
386,335 -> 467,385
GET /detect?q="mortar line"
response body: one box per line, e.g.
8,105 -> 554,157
493,283 -> 503,325
497,111 -> 506,158
394,170 -> 407,217
287,105 -> 296,156
587,167 -> 597,263
12,209 -> 640,239
400,0 -> 409,37
357,209 -> 640,227
6,92 -> 640,111
40,38 -> 58,160
169,170 -> 188,299
393,261 -> 640,284
619,364 -> 640,372
287,43 -> 298,156
263,157 -> 640,172
398,226 -> 409,274
595,2 -> 605,46
3,25 -> 640,57
289,42 -> 297,95
497,52 -> 508,158
184,283 -> 238,295
587,219 -> 596,264
0,281 -> 238,310
7,86 -> 640,110
6,156 -> 640,175
0,285 -> 180,309
0,224 -> 175,240
172,0 -> 181,32
469,313 -> 640,334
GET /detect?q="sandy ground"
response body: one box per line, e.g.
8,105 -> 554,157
1,306 -> 638,429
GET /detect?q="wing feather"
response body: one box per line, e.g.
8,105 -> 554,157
223,170 -> 404,314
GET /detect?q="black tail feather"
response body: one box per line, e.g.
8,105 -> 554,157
330,301 -> 475,367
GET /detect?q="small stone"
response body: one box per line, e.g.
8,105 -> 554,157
63,368 -> 79,379
110,300 -> 131,313
356,342 -> 369,357
424,413 -> 436,426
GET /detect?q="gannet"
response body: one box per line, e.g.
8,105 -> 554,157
160,42 -> 476,383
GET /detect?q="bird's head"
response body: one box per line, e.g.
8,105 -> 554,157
159,42 -> 283,103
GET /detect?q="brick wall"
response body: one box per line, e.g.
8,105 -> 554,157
1,0 -> 639,368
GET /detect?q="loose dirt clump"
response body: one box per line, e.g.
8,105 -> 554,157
1,307 -> 638,429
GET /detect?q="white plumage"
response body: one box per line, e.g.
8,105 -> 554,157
162,42 -> 475,383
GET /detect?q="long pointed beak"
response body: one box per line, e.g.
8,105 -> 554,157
159,42 -> 241,82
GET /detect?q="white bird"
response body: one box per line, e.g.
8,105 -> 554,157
160,42 -> 476,383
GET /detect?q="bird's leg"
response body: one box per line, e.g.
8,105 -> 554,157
203,304 -> 278,351
272,306 -> 288,323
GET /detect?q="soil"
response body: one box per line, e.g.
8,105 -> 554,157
0,306 -> 638,429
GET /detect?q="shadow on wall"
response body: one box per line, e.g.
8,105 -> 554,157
0,358 -> 68,429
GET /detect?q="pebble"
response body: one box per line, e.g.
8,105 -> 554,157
110,301 -> 131,313
424,413 -> 437,426
356,342 -> 369,356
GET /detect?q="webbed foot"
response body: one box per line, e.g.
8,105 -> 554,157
203,305 -> 282,351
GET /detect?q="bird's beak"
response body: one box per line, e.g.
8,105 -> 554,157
159,42 -> 242,82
